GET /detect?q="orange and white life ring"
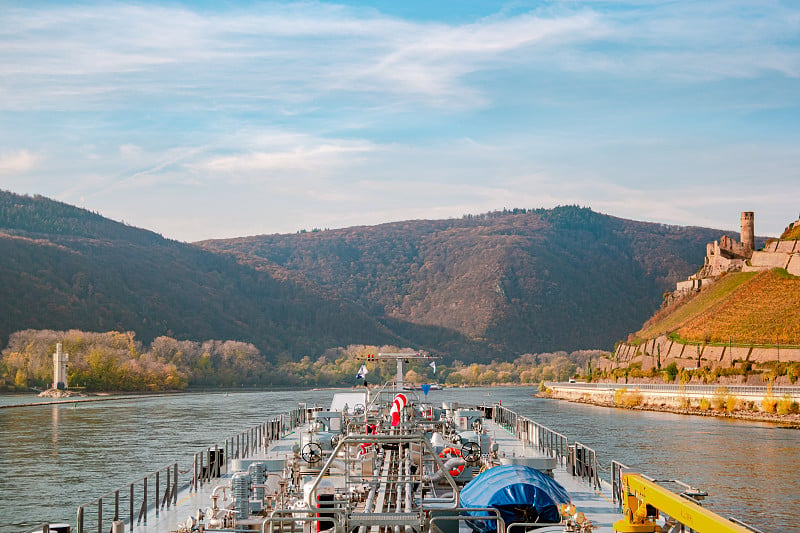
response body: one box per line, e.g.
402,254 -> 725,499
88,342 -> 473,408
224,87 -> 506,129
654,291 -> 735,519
358,442 -> 373,456
439,446 -> 465,476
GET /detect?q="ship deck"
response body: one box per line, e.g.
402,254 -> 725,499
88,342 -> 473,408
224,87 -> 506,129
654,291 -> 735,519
123,415 -> 621,533
480,417 -> 620,532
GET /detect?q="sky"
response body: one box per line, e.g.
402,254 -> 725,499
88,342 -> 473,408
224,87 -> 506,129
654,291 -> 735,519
1,0 -> 799,242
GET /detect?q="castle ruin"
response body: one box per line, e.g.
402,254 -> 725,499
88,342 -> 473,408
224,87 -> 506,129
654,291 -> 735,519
676,211 -> 800,295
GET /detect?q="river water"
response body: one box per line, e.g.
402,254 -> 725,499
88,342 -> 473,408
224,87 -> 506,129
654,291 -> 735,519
1,388 -> 797,533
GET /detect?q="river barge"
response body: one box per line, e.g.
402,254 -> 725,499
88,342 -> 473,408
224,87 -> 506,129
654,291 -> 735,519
62,352 -> 761,533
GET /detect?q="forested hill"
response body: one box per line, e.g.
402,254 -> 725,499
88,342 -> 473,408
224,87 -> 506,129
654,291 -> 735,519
0,190 -> 399,357
1,189 -> 729,360
200,207 -> 724,356
0,190 -> 166,245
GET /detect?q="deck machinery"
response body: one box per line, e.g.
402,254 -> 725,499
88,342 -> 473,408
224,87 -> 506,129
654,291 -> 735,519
70,352 -> 762,533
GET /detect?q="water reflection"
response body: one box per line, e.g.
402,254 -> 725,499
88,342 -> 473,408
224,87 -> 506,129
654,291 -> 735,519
51,405 -> 59,457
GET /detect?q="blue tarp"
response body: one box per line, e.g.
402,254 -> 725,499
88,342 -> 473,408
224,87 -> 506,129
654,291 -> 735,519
460,464 -> 570,533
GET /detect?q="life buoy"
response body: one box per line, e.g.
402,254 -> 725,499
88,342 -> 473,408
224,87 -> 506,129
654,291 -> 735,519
358,442 -> 372,456
439,447 -> 465,476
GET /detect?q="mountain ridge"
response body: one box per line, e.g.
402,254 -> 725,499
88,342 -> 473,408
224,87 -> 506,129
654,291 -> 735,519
1,190 -> 728,360
200,206 -> 725,356
0,189 -> 401,357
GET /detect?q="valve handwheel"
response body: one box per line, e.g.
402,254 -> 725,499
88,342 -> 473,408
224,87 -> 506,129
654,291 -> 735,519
301,442 -> 323,463
461,441 -> 481,463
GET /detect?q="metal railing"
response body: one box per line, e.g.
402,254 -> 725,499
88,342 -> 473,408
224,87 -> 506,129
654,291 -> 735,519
493,404 -> 518,433
611,460 -> 630,506
76,462 -> 181,533
548,382 -> 800,399
495,405 -> 568,465
569,442 -> 601,491
495,404 -> 613,499
76,405 -> 309,533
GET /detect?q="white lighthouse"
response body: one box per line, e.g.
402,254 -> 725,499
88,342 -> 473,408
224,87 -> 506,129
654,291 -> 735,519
53,343 -> 69,390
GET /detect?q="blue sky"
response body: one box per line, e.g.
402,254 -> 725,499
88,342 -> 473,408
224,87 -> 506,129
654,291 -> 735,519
1,0 -> 798,241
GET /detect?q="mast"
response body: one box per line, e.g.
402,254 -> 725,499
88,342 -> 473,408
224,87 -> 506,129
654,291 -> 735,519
375,351 -> 439,391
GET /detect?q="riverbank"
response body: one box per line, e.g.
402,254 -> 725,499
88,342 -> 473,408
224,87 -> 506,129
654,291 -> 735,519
539,390 -> 800,428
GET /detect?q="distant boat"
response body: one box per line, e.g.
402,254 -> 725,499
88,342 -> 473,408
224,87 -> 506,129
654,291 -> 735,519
403,383 -> 443,391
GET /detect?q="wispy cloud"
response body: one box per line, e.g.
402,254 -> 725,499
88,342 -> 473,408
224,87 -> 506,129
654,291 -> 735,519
195,139 -> 375,176
1,1 -> 798,241
1,3 -> 603,110
0,150 -> 38,174
6,1 -> 795,112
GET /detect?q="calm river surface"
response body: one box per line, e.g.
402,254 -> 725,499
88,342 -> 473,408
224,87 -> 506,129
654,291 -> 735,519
1,387 -> 797,533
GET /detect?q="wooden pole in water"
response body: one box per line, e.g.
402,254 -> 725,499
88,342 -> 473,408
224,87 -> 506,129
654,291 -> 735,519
155,471 -> 159,516
129,484 -> 134,533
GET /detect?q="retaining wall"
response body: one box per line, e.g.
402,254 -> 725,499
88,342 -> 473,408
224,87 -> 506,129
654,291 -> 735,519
613,335 -> 800,371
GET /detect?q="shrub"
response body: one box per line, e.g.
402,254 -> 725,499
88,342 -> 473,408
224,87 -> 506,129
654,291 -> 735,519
712,386 -> 729,410
663,362 -> 679,382
614,387 -> 642,407
624,389 -> 643,407
614,387 -> 628,406
726,395 -> 740,412
777,394 -> 799,415
762,395 -> 778,413
699,397 -> 710,410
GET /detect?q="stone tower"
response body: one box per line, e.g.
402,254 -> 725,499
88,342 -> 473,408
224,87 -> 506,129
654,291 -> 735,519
53,343 -> 69,390
740,211 -> 754,252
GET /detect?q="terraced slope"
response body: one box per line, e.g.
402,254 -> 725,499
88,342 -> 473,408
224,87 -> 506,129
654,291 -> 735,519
637,269 -> 800,345
677,269 -> 800,344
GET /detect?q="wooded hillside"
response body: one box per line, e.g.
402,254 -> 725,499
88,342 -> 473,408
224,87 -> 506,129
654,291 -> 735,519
1,190 -> 726,361
201,207 -> 723,356
0,191 -> 399,359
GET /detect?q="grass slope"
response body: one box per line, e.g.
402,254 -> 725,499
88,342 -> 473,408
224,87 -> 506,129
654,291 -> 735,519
636,269 -> 800,345
677,269 -> 800,344
781,222 -> 800,240
636,272 -> 757,340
